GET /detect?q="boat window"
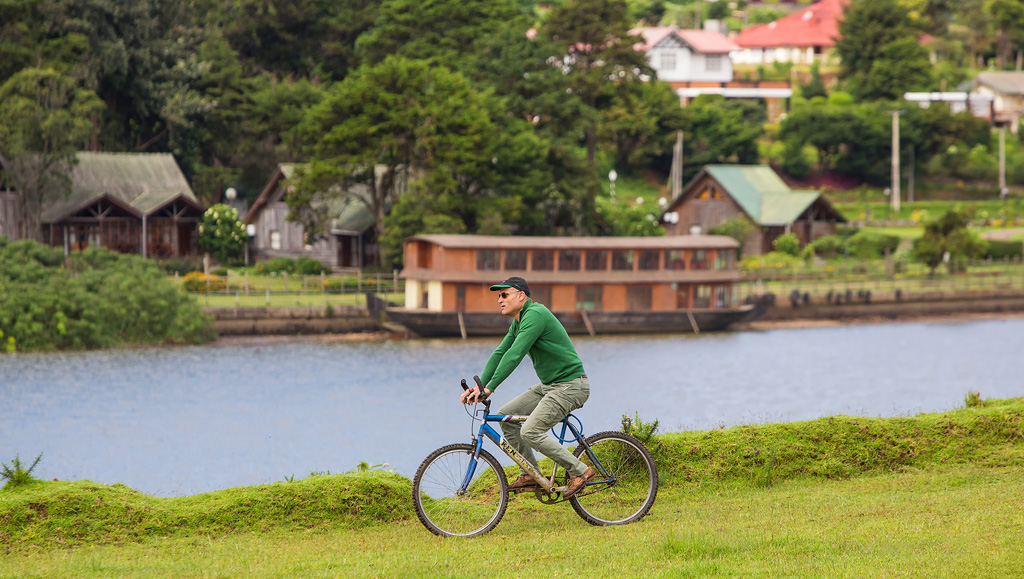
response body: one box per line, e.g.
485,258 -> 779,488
505,250 -> 527,270
666,250 -> 686,270
532,250 -> 554,271
693,285 -> 711,308
638,250 -> 661,270
559,250 -> 580,271
575,286 -> 602,310
611,250 -> 634,271
531,285 -> 551,306
585,250 -> 607,271
715,285 -> 730,308
626,286 -> 652,310
715,249 -> 734,270
692,249 -> 709,270
477,250 -> 500,270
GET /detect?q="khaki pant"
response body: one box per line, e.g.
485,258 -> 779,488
498,376 -> 590,478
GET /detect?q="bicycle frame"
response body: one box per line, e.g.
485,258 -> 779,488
461,406 -> 609,496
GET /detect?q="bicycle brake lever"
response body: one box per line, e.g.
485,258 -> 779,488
460,378 -> 469,391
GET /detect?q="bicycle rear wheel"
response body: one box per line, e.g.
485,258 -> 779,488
569,431 -> 658,525
412,443 -> 509,537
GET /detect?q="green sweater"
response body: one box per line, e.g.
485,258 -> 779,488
480,299 -> 585,392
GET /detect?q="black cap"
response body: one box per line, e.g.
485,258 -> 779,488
489,276 -> 530,296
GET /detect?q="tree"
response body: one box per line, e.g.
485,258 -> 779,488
679,96 -> 762,181
835,0 -> 932,100
912,207 -> 985,276
0,68 -> 103,241
294,57 -> 547,266
800,62 -> 828,100
355,0 -> 519,67
986,0 -> 1024,68
542,0 -> 652,162
197,204 -> 246,265
598,79 -> 685,173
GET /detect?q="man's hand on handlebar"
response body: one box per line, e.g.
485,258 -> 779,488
460,386 -> 492,405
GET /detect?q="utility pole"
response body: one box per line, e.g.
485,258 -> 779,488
999,126 -> 1006,191
891,111 -> 901,216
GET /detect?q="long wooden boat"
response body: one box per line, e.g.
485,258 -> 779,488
370,233 -> 771,338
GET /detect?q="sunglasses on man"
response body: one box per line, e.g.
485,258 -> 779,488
498,290 -> 521,300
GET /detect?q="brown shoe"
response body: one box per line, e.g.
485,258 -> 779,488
563,467 -> 595,498
508,474 -> 540,492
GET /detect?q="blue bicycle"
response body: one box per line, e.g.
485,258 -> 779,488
412,377 -> 658,537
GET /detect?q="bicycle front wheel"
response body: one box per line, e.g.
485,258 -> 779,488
412,443 -> 509,537
569,431 -> 658,525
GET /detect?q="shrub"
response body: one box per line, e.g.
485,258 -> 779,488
155,257 -> 204,276
181,271 -> 227,292
295,257 -> 331,275
805,234 -> 844,258
256,257 -> 296,275
0,241 -> 214,350
198,204 -> 246,265
982,240 -> 1023,259
1,453 -> 43,490
772,233 -> 801,256
741,251 -> 804,272
844,230 -> 901,259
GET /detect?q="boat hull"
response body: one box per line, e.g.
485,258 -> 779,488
368,294 -> 770,338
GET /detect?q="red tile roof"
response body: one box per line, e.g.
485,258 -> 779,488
734,0 -> 848,49
631,26 -> 739,54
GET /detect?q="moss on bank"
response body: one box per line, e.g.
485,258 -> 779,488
2,398 -> 1022,551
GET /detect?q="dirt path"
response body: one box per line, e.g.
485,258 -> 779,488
981,227 -> 1024,241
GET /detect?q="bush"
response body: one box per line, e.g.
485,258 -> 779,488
1,453 -> 43,490
181,271 -> 227,292
155,257 -> 204,276
198,204 -> 246,265
295,257 -> 331,275
772,233 -> 801,256
741,251 -> 804,272
844,230 -> 901,259
0,241 -> 215,351
982,240 -> 1024,259
804,234 -> 844,258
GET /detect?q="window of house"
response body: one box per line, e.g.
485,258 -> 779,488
585,250 -> 607,271
692,249 -> 709,270
666,250 -> 686,270
477,250 -> 500,270
559,250 -> 580,271
270,230 -> 281,250
661,52 -> 676,71
611,250 -> 634,271
638,250 -> 661,271
706,55 -> 722,72
532,250 -> 554,271
576,286 -> 602,310
505,250 -> 527,270
626,286 -> 652,311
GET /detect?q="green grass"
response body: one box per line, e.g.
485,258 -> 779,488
3,398 -> 1024,576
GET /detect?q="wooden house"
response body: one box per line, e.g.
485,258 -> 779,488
29,153 -> 203,257
733,0 -> 848,66
660,165 -> 845,255
631,26 -> 738,84
244,164 -> 385,269
972,72 -> 1024,132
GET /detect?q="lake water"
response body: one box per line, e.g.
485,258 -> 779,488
2,317 -> 1021,497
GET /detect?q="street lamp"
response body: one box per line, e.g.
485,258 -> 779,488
608,169 -> 617,200
225,187 -> 237,202
883,188 -> 891,222
245,223 -> 256,266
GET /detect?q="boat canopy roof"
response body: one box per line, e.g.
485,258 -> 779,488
407,234 -> 739,250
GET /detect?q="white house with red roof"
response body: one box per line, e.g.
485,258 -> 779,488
632,26 -> 739,83
733,0 -> 848,65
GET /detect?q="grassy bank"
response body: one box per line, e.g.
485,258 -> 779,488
3,397 -> 1023,577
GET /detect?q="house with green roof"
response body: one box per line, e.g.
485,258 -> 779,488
12,152 -> 204,257
244,164 -> 392,269
660,164 -> 845,255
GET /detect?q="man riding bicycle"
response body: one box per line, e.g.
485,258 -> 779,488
460,276 -> 595,498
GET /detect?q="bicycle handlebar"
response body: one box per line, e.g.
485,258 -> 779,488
460,375 -> 490,406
